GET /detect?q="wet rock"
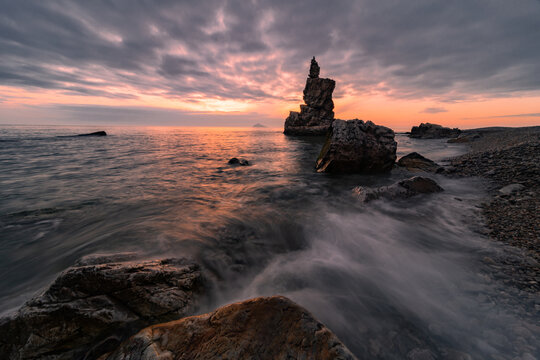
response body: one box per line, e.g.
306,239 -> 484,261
498,183 -> 525,195
0,256 -> 205,360
410,123 -> 460,139
398,152 -> 444,173
228,157 -> 250,166
316,119 -> 397,173
105,296 -> 357,360
354,176 -> 443,202
284,57 -> 336,135
77,131 -> 107,136
447,132 -> 481,143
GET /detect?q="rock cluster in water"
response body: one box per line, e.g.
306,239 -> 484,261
353,176 -> 444,202
0,254 -> 205,359
316,119 -> 397,173
409,123 -> 460,139
284,57 -> 336,135
0,255 -> 355,360
104,296 -> 357,360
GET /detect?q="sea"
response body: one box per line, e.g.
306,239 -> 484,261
0,125 -> 538,358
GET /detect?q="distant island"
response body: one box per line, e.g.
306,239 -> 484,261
252,123 -> 266,128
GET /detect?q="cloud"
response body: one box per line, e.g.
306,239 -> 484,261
0,0 -> 539,104
421,107 -> 448,114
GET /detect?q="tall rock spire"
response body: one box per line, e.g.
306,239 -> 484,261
284,58 -> 335,135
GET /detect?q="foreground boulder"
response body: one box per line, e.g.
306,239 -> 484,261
0,255 -> 205,360
409,123 -> 460,139
284,57 -> 336,135
354,176 -> 443,202
316,119 -> 397,173
397,152 -> 443,173
105,296 -> 357,360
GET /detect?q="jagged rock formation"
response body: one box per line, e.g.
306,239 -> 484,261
353,176 -> 443,202
0,254 -> 205,360
316,119 -> 397,173
104,296 -> 357,360
409,123 -> 461,139
397,152 -> 444,173
284,57 -> 336,135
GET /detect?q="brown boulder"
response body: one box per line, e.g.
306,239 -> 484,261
316,119 -> 397,173
0,255 -> 205,360
105,296 -> 357,360
397,152 -> 444,173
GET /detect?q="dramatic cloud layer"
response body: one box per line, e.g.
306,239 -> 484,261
1,0 -> 539,125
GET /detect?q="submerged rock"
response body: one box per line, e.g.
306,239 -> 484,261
398,152 -> 444,173
354,176 -> 443,202
0,256 -> 205,360
105,296 -> 357,360
284,57 -> 336,135
409,123 -> 460,139
77,131 -> 107,136
316,119 -> 397,173
228,157 -> 250,166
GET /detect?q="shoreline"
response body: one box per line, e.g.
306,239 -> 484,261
446,126 -> 539,293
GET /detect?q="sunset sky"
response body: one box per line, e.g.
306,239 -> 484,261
1,1 -> 539,130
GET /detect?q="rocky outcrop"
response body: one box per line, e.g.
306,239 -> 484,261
354,176 -> 443,202
397,152 -> 444,173
284,57 -> 336,135
228,157 -> 250,166
0,255 -> 205,360
77,131 -> 107,136
410,123 -> 460,139
316,119 -> 397,173
104,296 -> 357,360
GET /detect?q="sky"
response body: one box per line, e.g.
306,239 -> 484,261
1,0 -> 539,130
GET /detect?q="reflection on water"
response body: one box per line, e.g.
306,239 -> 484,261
0,126 -> 537,358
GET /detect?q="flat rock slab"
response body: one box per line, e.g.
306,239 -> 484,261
354,176 -> 443,202
105,296 -> 357,360
0,255 -> 206,360
316,119 -> 397,173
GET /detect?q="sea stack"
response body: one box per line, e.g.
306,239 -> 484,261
284,57 -> 336,135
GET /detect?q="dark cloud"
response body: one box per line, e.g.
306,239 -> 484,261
421,107 -> 448,114
0,0 -> 539,103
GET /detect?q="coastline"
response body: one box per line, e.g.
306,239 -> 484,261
448,126 -> 540,293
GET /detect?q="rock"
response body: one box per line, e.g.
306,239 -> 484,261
284,57 -> 336,135
409,123 -> 460,139
0,256 -> 205,360
397,152 -> 444,173
252,123 -> 266,128
104,296 -> 357,360
498,183 -> 525,195
353,176 -> 443,202
309,56 -> 320,78
316,119 -> 397,173
447,133 -> 481,143
228,157 -> 250,166
77,131 -> 107,136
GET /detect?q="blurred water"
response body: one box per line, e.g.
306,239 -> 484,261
0,125 -> 537,359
